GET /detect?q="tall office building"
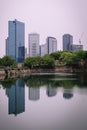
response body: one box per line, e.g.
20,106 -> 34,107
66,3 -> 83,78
28,33 -> 39,57
6,19 -> 25,62
63,34 -> 73,51
71,44 -> 83,52
46,37 -> 57,54
6,37 -> 9,56
40,43 -> 48,56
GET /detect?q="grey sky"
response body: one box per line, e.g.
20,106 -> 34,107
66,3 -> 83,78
0,0 -> 87,57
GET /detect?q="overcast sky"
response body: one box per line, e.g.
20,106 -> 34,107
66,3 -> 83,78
0,0 -> 87,57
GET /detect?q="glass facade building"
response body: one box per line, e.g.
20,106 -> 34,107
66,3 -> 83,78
71,44 -> 83,52
63,34 -> 73,51
6,19 -> 25,62
46,37 -> 57,54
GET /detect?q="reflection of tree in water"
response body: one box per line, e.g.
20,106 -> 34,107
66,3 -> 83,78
24,75 -> 76,88
0,73 -> 87,89
0,78 -> 16,88
77,73 -> 87,86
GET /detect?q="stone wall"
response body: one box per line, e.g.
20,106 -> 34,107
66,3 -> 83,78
30,67 -> 73,73
8,69 -> 31,78
0,69 -> 6,80
0,66 -> 87,80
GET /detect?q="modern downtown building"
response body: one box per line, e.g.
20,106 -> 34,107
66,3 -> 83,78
71,44 -> 83,52
6,19 -> 25,62
28,33 -> 39,57
46,37 -> 57,54
63,34 -> 73,51
40,43 -> 48,56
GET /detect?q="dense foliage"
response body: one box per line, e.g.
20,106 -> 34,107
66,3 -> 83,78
24,50 -> 87,69
24,55 -> 55,68
0,56 -> 16,68
0,51 -> 87,69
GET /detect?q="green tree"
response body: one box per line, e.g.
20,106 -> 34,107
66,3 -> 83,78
41,54 -> 55,68
1,56 -> 16,67
50,51 -> 62,60
74,50 -> 87,61
24,55 -> 55,68
59,51 -> 74,65
24,56 -> 42,68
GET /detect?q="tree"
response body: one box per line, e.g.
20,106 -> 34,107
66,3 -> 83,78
59,51 -> 74,65
1,56 -> 16,67
50,51 -> 62,60
41,54 -> 55,68
24,56 -> 42,68
74,50 -> 87,61
24,55 -> 55,68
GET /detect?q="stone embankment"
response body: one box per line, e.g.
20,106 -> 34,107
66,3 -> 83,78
7,69 -> 31,78
30,67 -> 73,73
0,69 -> 6,80
0,66 -> 87,80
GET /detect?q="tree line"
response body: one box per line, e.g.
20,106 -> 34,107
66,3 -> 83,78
0,50 -> 87,69
24,50 -> 87,69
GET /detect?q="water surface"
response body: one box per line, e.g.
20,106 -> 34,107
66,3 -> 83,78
0,73 -> 87,130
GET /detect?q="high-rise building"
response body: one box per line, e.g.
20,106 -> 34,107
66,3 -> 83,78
46,37 -> 57,54
71,44 -> 83,52
6,19 -> 25,62
63,34 -> 73,51
40,43 -> 48,56
6,37 -> 9,56
28,33 -> 39,57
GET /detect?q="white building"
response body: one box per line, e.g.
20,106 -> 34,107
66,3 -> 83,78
28,33 -> 39,57
40,43 -> 48,56
46,37 -> 57,54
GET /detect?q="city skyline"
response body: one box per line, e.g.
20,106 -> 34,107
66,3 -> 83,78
0,0 -> 87,57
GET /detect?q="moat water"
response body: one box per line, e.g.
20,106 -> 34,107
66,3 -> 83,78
0,73 -> 87,130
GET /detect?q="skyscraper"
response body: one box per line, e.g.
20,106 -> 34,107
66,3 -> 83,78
40,43 -> 48,56
28,33 -> 39,57
71,44 -> 83,52
63,34 -> 73,51
6,19 -> 25,62
46,37 -> 57,54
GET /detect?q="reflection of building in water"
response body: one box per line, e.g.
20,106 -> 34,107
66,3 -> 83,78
63,91 -> 73,99
29,87 -> 40,101
6,79 -> 25,115
46,86 -> 57,97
